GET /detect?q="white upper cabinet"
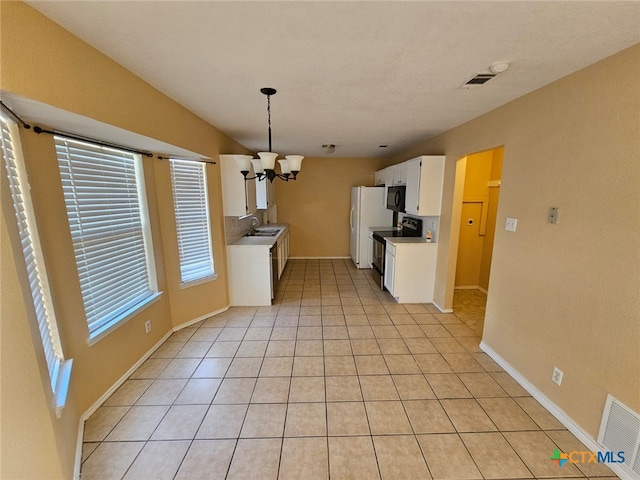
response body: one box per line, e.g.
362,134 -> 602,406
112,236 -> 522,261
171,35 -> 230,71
220,154 -> 257,217
256,177 -> 276,210
374,167 -> 391,186
391,163 -> 407,186
405,155 -> 445,216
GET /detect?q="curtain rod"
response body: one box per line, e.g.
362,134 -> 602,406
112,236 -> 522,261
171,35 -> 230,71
2,102 -> 212,163
0,101 -> 31,129
157,155 -> 216,165
34,126 -> 154,158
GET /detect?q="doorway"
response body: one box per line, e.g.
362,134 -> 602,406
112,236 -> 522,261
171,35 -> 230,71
452,147 -> 503,336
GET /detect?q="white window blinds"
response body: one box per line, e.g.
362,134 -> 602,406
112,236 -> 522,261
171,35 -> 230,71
170,159 -> 215,285
0,115 -> 69,401
55,137 -> 158,339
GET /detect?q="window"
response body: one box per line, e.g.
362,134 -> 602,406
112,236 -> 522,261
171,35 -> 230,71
55,137 -> 159,342
1,115 -> 72,415
170,159 -> 215,286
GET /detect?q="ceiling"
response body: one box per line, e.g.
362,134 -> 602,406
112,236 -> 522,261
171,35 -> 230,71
26,1 -> 640,159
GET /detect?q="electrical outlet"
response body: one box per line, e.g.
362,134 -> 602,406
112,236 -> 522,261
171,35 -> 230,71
144,320 -> 151,334
552,367 -> 563,386
505,217 -> 518,232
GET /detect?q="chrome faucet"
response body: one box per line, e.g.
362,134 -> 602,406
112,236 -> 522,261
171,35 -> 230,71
249,216 -> 260,235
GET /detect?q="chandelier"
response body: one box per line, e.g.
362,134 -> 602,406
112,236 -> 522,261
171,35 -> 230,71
235,88 -> 303,183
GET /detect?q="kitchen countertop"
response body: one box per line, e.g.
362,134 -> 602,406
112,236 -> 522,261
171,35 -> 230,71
385,237 -> 435,245
368,226 -> 434,244
228,223 -> 289,247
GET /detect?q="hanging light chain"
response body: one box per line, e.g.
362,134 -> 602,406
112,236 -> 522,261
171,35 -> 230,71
266,93 -> 272,152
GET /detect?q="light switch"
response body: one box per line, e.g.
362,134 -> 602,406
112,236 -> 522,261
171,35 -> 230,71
505,217 -> 517,232
548,207 -> 559,224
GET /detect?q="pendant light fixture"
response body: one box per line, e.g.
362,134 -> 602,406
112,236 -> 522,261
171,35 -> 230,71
235,88 -> 303,183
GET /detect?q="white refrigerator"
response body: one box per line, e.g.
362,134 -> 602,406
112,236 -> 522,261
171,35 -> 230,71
350,186 -> 392,269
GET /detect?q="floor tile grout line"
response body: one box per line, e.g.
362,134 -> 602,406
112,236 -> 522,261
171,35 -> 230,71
82,260 -> 597,480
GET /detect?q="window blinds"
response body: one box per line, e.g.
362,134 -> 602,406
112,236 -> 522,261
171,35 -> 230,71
1,116 -> 64,392
170,159 -> 215,284
55,137 -> 156,338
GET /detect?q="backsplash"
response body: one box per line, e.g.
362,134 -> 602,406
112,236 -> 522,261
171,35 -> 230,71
400,213 -> 439,242
224,215 -> 258,244
224,206 -> 277,244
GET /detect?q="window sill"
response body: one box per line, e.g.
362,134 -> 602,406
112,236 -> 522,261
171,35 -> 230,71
86,292 -> 163,346
180,273 -> 218,289
54,359 -> 73,419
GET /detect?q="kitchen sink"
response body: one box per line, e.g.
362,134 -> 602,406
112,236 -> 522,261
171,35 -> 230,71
255,228 -> 281,234
245,231 -> 278,237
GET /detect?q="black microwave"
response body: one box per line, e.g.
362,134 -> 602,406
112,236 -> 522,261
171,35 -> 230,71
386,186 -> 406,212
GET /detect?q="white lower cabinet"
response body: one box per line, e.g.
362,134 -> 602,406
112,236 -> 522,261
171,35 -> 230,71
384,243 -> 396,294
227,244 -> 272,306
227,227 -> 290,306
276,231 -> 289,278
384,241 -> 437,303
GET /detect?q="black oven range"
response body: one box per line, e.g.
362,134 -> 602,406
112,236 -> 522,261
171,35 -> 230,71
370,217 -> 422,290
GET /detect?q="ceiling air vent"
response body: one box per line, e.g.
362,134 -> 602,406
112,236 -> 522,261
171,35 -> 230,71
462,73 -> 497,88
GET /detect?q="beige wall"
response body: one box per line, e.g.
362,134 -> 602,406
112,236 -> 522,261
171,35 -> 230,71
0,2 -> 249,478
276,157 -> 385,257
478,148 -> 503,290
1,203 -> 78,479
390,45 -> 640,438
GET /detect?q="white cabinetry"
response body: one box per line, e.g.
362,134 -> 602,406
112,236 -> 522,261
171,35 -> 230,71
383,243 -> 396,294
276,230 -> 289,278
374,167 -> 391,186
227,244 -> 272,305
405,155 -> 445,216
227,226 -> 289,306
384,241 -> 437,303
220,154 -> 257,217
256,178 -> 276,210
391,163 -> 407,185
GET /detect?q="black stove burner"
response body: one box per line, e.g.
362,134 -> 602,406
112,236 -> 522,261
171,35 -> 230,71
372,216 -> 423,243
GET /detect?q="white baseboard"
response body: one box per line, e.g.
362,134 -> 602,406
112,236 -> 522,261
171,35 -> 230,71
432,300 -> 453,313
479,341 -> 635,480
454,285 -> 488,294
174,305 -> 230,331
74,306 -> 230,479
288,256 -> 351,260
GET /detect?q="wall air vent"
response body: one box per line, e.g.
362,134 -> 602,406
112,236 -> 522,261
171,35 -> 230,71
598,394 -> 640,478
461,73 -> 496,88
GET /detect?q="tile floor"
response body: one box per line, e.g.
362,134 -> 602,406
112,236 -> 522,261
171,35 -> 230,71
452,288 -> 487,337
81,259 -> 619,480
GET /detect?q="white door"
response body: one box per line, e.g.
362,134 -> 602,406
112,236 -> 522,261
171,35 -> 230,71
349,188 -> 359,264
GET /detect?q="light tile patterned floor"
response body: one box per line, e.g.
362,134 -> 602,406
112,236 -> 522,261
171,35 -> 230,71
81,259 -> 619,480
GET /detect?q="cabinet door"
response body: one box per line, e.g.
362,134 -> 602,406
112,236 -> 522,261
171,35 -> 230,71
383,247 -> 395,294
392,163 -> 407,185
405,158 -> 422,215
405,156 -> 445,216
256,179 -> 276,210
256,179 -> 267,209
284,232 -> 289,265
220,154 -> 257,216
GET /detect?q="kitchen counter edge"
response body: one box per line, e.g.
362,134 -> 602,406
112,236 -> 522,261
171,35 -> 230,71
228,224 -> 289,247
